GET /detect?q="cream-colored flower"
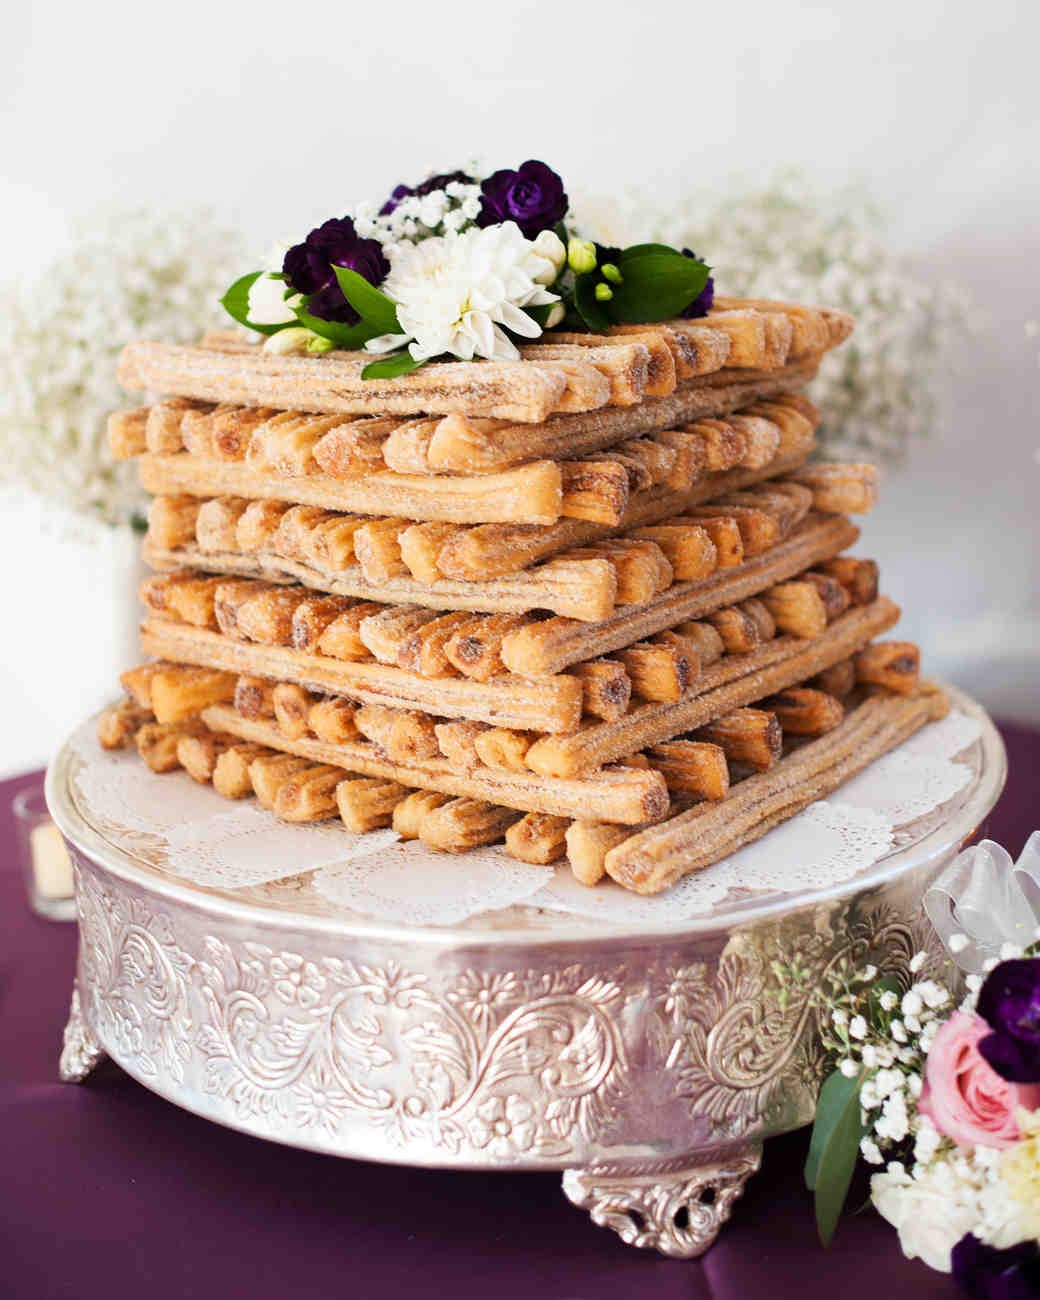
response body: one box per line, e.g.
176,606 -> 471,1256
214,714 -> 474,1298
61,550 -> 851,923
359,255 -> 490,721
367,222 -> 559,363
870,1157 -> 981,1272
985,1107 -> 1040,1246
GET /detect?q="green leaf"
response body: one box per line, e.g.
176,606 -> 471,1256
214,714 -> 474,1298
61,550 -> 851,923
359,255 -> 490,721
332,266 -> 401,334
572,273 -> 612,331
610,248 -> 709,324
292,306 -> 384,350
361,351 -> 425,380
805,1068 -> 867,1246
618,242 -> 689,261
219,271 -> 288,336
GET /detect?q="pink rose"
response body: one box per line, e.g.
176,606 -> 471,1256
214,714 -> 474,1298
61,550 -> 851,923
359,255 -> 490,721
919,1010 -> 1040,1149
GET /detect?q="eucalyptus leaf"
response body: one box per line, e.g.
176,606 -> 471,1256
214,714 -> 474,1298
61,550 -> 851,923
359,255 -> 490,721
610,249 -> 709,323
219,272 -> 288,337
361,351 -> 425,380
805,1068 -> 867,1246
572,273 -> 613,331
332,266 -> 401,334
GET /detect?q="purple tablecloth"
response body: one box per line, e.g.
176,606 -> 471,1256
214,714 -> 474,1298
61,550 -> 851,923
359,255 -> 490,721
2,723 -> 1037,1300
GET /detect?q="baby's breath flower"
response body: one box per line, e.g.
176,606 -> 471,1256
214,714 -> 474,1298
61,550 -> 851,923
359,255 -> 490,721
0,205 -> 245,525
913,1115 -> 943,1166
849,1015 -> 868,1040
880,990 -> 899,1012
909,953 -> 928,974
577,173 -> 970,465
861,1137 -> 884,1165
891,1019 -> 909,1043
902,990 -> 924,1017
839,1058 -> 859,1078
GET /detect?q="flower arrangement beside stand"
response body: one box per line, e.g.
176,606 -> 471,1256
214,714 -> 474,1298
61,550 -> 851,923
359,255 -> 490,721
800,835 -> 1040,1297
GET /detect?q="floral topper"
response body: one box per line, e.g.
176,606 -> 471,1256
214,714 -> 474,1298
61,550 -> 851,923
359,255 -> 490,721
219,160 -> 713,379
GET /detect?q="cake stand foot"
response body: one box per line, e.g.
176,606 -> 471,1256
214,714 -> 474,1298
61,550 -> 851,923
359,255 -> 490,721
60,985 -> 107,1083
562,1145 -> 763,1258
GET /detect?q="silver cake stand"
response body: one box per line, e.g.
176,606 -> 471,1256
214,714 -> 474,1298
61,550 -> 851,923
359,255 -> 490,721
47,686 -> 1005,1258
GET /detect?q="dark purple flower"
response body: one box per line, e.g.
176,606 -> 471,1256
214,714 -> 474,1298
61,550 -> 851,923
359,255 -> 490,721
952,1233 -> 1040,1300
478,160 -> 568,238
679,249 -> 715,319
379,170 -> 475,216
282,218 -> 389,325
977,958 -> 1040,1083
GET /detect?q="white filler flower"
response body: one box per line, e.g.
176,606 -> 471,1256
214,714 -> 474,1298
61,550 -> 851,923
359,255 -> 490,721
368,222 -> 560,362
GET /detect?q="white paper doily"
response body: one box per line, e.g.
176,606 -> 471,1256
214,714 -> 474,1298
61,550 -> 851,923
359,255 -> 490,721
66,710 -> 984,923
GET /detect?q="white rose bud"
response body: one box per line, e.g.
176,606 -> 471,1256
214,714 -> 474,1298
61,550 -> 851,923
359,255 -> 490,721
263,326 -> 315,355
531,229 -> 567,276
543,302 -> 566,328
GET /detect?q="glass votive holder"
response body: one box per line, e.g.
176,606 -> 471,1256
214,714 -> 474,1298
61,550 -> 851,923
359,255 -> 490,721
14,783 -> 77,921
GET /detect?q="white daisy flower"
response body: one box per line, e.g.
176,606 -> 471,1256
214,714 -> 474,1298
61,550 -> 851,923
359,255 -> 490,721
368,222 -> 559,363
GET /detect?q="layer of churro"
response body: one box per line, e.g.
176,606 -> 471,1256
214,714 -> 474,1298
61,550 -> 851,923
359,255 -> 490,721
117,301 -> 849,425
125,395 -> 841,533
141,496 -> 857,627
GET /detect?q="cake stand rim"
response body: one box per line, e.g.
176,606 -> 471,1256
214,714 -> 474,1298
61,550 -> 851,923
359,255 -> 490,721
46,683 -> 1006,948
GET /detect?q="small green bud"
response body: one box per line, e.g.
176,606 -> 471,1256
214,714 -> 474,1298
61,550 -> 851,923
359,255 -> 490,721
306,334 -> 335,355
594,282 -> 614,302
601,262 -> 622,285
567,237 -> 597,275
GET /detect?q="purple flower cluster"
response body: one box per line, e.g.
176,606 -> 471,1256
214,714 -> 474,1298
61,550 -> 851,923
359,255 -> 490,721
282,218 -> 389,324
378,160 -> 569,239
953,1234 -> 1040,1300
978,957 -> 1040,1084
679,249 -> 715,319
477,160 -> 568,238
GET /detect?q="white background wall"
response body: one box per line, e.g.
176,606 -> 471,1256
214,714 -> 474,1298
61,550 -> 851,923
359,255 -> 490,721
1,0 -> 1037,776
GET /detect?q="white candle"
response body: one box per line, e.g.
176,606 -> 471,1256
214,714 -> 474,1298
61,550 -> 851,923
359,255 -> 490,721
31,821 -> 74,900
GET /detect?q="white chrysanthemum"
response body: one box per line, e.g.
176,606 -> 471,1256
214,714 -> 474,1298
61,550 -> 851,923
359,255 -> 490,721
369,223 -> 559,363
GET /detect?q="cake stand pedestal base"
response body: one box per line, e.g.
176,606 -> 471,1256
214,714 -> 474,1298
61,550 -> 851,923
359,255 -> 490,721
563,1147 -> 763,1257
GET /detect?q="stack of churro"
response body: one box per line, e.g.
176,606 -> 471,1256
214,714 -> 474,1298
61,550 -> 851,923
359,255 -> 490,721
100,299 -> 946,895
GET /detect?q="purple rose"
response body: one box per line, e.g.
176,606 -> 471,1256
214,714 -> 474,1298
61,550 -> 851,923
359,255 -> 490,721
478,160 -> 568,238
952,1233 -> 1040,1300
282,218 -> 389,324
379,170 -> 475,216
679,249 -> 715,319
977,958 -> 1040,1083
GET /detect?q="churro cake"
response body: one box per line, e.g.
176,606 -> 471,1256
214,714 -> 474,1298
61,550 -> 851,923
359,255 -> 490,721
101,159 -> 942,895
